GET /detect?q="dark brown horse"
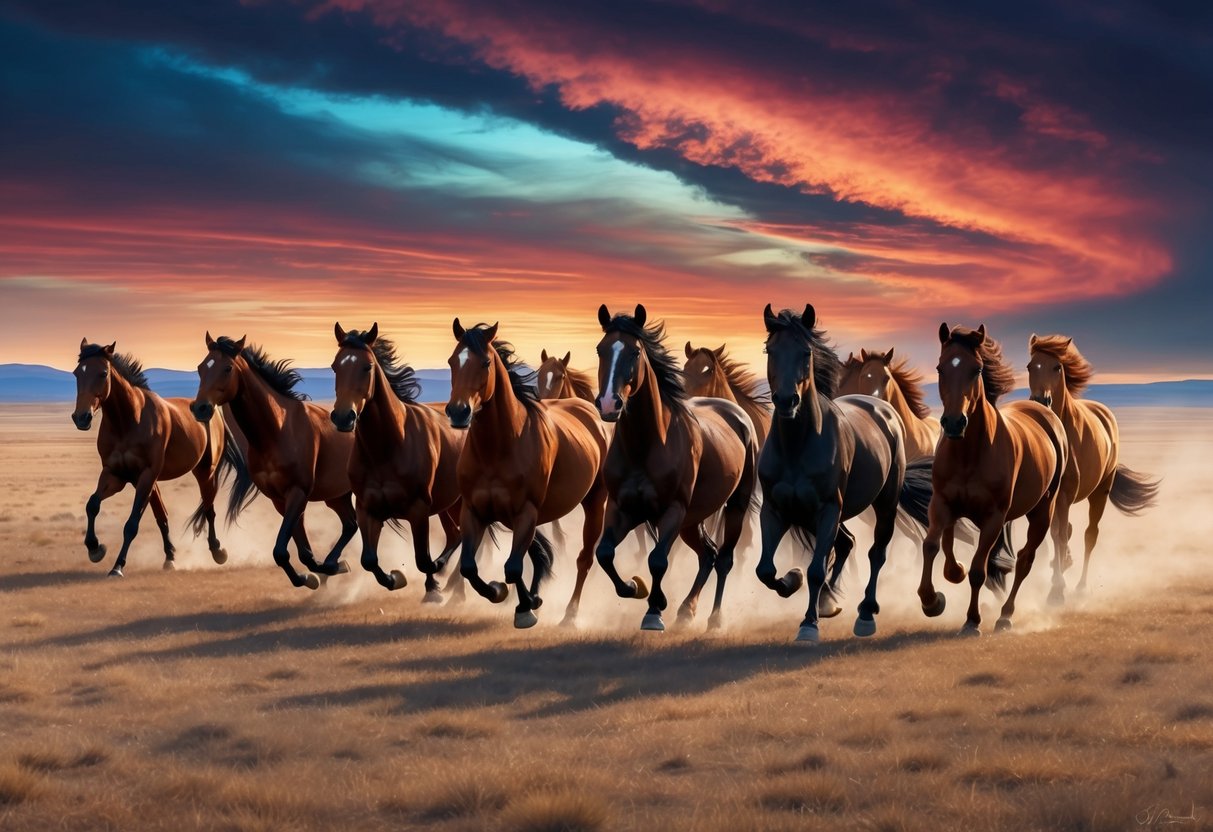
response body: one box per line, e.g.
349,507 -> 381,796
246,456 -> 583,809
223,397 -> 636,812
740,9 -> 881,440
838,348 -> 940,461
72,340 -> 245,576
682,342 -> 773,447
593,304 -> 758,631
919,324 -> 1067,634
754,306 -> 933,642
445,322 -> 609,628
1026,334 -> 1159,602
331,323 -> 465,602
535,349 -> 596,402
191,334 -> 356,589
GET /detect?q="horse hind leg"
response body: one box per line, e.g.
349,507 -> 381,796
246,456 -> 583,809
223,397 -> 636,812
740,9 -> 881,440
148,486 -> 176,570
561,477 -> 607,627
1077,478 -> 1113,594
996,496 -> 1053,632
1047,491 -> 1074,607
318,495 -> 356,575
855,483 -> 898,638
675,524 -> 717,627
190,464 -> 227,565
819,524 -> 853,619
706,483 -> 751,631
84,470 -> 124,565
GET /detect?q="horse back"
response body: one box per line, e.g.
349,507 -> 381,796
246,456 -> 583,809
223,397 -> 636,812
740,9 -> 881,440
1003,400 -> 1067,518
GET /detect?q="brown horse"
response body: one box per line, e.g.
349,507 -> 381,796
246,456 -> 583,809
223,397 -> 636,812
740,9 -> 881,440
191,334 -> 356,589
72,340 -> 245,576
919,324 -> 1067,635
1027,334 -> 1159,602
331,323 -> 465,602
838,348 -> 940,461
445,322 -> 609,628
535,349 -> 596,401
593,304 -> 758,631
682,342 -> 773,447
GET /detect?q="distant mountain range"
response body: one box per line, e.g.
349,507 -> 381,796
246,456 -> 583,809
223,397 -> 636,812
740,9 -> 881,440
3,363 -> 1211,408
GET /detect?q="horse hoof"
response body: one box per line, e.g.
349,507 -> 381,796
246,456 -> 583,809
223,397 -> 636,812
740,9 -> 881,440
107,566 -> 123,578
1047,588 -> 1065,607
88,545 -> 107,564
211,547 -> 228,565
163,560 -> 176,571
783,568 -> 805,596
676,608 -> 695,627
333,561 -> 350,575
488,581 -> 509,604
795,624 -> 820,644
995,618 -> 1013,633
386,570 -> 407,591
943,563 -> 966,584
706,613 -> 723,631
818,600 -> 842,619
1075,582 -> 1088,597
641,613 -> 665,632
559,612 -> 578,629
532,596 -> 543,610
514,610 -> 539,629
629,576 -> 649,600
958,623 -> 981,638
853,617 -> 877,638
922,592 -> 946,618
302,574 -> 320,591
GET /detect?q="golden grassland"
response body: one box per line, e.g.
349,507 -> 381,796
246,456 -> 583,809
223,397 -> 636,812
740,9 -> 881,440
1,403 -> 1211,831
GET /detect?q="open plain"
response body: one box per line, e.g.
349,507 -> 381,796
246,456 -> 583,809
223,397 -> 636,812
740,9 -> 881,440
1,403 -> 1210,831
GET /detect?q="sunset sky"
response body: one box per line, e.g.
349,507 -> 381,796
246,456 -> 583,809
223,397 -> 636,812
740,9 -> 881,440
2,1 -> 1211,381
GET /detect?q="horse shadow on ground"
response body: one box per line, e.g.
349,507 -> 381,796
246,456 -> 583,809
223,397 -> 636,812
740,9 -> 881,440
0,568 -> 99,592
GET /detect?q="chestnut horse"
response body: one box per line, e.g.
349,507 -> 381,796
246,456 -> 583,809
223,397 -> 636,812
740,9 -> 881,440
445,322 -> 609,628
754,306 -> 934,642
682,342 -> 773,447
593,304 -> 758,632
191,334 -> 356,589
838,348 -> 940,461
1027,334 -> 1158,602
535,349 -> 596,402
72,340 -> 246,576
919,324 -> 1067,635
331,323 -> 465,602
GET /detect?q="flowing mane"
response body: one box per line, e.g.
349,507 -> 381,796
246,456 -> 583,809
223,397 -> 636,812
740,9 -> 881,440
341,329 -> 422,403
945,326 -> 1015,404
78,343 -> 149,390
461,324 -> 539,409
214,336 -> 308,401
564,366 -> 596,401
764,309 -> 841,399
603,312 -> 687,411
1031,334 -> 1094,397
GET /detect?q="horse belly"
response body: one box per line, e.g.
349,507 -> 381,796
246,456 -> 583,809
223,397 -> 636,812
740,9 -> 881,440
538,439 -> 598,523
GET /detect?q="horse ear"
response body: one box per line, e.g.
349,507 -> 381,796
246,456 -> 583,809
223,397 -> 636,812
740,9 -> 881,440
541,348 -> 549,362
485,322 -> 499,342
597,304 -> 611,330
453,318 -> 465,340
977,324 -> 987,340
234,336 -> 247,353
763,303 -> 777,332
634,304 -> 647,328
684,341 -> 694,359
714,344 -> 726,357
802,304 -> 816,329
365,322 -> 378,345
80,337 -> 88,351
104,342 -> 116,356
860,348 -> 871,361
884,347 -> 895,363
334,322 -> 346,344
1028,333 -> 1038,349
846,351 -> 855,364
205,331 -> 217,350
561,351 -> 571,366
938,323 -> 950,344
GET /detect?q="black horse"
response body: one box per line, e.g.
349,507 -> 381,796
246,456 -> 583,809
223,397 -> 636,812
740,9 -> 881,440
754,304 -> 933,642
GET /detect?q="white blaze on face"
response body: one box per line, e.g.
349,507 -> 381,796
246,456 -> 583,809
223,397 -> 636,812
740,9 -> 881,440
340,354 -> 356,365
206,359 -> 215,369
457,348 -> 470,368
598,341 -> 626,415
545,371 -> 554,392
951,357 -> 961,368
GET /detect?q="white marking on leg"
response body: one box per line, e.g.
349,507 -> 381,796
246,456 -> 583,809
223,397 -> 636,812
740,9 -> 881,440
457,348 -> 470,368
206,359 -> 215,368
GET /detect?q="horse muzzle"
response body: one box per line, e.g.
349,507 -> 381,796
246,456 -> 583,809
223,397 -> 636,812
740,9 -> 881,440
71,411 -> 93,431
445,401 -> 473,429
190,401 -> 216,423
1031,394 -> 1053,408
940,413 -> 968,439
331,409 -> 358,432
596,393 -> 622,423
771,392 -> 800,420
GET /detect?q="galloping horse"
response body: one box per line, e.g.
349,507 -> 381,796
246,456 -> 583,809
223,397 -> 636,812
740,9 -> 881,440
682,342 -> 773,447
838,348 -> 940,461
535,349 -> 596,402
331,323 -> 465,602
1027,334 -> 1158,602
754,306 -> 933,642
191,334 -> 356,589
72,340 -> 246,576
445,322 -> 609,628
919,324 -> 1067,635
593,304 -> 758,632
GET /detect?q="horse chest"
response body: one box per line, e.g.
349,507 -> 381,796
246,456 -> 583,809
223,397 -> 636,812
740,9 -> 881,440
103,447 -> 148,480
360,477 -> 421,517
768,474 -> 827,514
250,460 -> 293,497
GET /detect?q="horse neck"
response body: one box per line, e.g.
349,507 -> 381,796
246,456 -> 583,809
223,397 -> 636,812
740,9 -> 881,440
710,371 -> 738,402
226,364 -> 290,448
560,375 -> 578,400
772,384 -> 826,449
358,363 -> 408,450
958,395 -> 1000,453
469,355 -> 528,455
884,378 -> 919,427
618,354 -> 672,448
1052,379 -> 1077,420
99,369 -> 145,433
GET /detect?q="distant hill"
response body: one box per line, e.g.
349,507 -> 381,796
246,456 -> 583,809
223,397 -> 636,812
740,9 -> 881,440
3,363 -> 1211,409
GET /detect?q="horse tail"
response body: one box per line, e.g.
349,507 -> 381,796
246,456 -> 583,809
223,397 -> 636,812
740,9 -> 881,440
896,457 -> 933,529
1109,465 -> 1160,516
222,424 -> 259,525
528,528 -> 555,583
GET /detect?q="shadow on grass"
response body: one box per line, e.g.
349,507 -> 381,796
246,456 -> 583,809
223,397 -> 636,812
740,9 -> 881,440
0,568 -> 99,592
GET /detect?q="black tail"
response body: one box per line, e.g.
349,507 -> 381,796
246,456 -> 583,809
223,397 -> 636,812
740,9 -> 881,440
897,457 -> 934,529
221,424 -> 259,525
985,524 -> 1015,594
189,424 -> 254,535
528,529 -> 555,583
1109,465 -> 1160,516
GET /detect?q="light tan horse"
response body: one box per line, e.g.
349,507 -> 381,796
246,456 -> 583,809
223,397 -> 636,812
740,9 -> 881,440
535,349 -> 596,402
682,342 -> 773,447
838,348 -> 940,461
1027,334 -> 1159,602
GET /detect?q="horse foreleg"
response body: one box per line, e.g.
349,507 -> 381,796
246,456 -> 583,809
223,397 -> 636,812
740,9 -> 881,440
997,496 -> 1054,631
502,505 -> 541,628
110,469 -> 157,577
356,504 -> 405,591
435,507 -> 465,602
1047,489 -> 1074,606
1078,477 -> 1113,594
918,498 -> 953,617
561,478 -> 607,627
272,491 -> 317,590
640,504 -> 687,632
457,510 -> 503,604
319,494 -> 356,574
706,486 -> 750,631
147,485 -> 176,570
961,516 -> 1009,636
821,524 -> 854,618
797,502 -> 841,643
855,487 -> 898,638
84,469 -> 124,565
403,515 -> 443,603
755,500 -> 796,596
190,465 -> 226,564
595,502 -> 645,599
675,525 -> 717,626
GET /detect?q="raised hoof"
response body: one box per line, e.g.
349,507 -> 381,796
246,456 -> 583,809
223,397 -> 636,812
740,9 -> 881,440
818,597 -> 842,619
514,609 -> 539,629
1047,588 -> 1065,607
795,624 -> 821,644
922,591 -> 946,618
487,581 -> 509,604
163,560 -> 176,571
640,613 -> 665,632
943,563 -> 966,584
958,623 -> 981,638
388,570 -> 408,591
629,576 -> 650,600
329,560 -> 351,575
853,616 -> 877,638
302,574 -> 321,591
211,547 -> 228,565
782,568 -> 805,597
107,566 -> 124,578
994,618 -> 1013,633
87,544 -> 107,564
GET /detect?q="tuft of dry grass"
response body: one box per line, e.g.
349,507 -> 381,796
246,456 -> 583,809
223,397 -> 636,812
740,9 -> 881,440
500,789 -> 610,832
17,746 -> 109,772
0,763 -> 46,805
755,773 -> 850,815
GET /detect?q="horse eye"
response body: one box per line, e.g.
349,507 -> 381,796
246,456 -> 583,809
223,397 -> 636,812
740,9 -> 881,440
224,366 -> 233,375
101,369 -> 109,377
1053,366 -> 1061,373
363,365 -> 372,373
482,359 -> 491,369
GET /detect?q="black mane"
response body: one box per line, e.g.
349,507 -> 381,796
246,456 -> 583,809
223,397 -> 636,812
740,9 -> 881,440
77,343 -> 149,390
603,313 -> 688,411
461,325 -> 539,409
342,330 -> 422,404
214,336 -> 308,401
764,309 -> 841,399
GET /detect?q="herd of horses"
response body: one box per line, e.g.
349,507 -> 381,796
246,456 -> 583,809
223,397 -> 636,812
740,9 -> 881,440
69,304 -> 1159,641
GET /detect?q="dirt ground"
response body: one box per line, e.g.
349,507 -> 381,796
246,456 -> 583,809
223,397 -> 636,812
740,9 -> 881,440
0,403 -> 1210,831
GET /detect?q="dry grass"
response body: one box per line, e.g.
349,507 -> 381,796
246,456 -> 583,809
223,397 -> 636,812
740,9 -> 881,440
0,404 -> 1210,831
